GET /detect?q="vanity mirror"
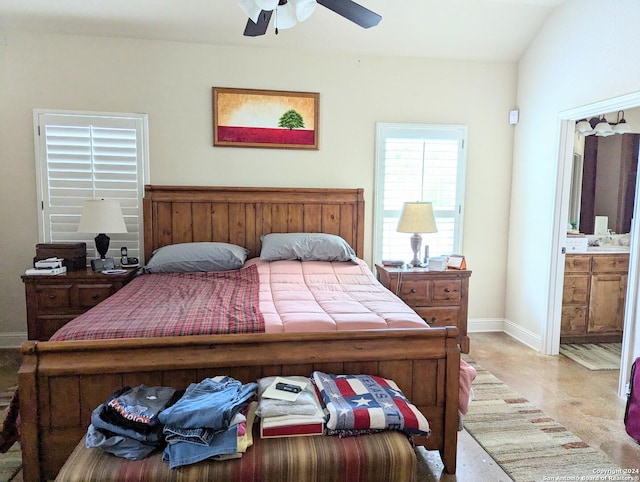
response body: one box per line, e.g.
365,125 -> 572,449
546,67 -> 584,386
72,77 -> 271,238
569,133 -> 639,234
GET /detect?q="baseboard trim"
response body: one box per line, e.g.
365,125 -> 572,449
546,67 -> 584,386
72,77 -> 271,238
468,318 -> 542,352
502,319 -> 542,351
468,318 -> 505,333
0,332 -> 27,349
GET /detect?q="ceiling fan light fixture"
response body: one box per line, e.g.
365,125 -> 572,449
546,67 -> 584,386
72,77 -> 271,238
275,2 -> 297,29
255,0 -> 279,10
240,0 -> 381,37
291,0 -> 317,21
238,0 -> 263,23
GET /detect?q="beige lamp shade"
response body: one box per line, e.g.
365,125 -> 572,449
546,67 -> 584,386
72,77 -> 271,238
78,199 -> 127,259
397,202 -> 437,267
397,202 -> 437,234
78,199 -> 127,234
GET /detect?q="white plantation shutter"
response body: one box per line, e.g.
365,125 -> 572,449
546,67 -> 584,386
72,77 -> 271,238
374,123 -> 466,263
34,111 -> 148,261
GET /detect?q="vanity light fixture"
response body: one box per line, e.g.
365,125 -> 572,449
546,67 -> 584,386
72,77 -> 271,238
613,110 -> 632,134
575,119 -> 593,134
576,112 -> 633,136
593,115 -> 614,137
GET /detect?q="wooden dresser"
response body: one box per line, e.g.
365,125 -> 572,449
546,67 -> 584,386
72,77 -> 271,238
561,253 -> 628,344
375,265 -> 471,353
22,268 -> 137,341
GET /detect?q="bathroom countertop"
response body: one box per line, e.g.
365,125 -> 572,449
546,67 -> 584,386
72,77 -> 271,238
586,246 -> 630,254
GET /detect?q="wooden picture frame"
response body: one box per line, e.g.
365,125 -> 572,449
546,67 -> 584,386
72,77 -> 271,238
212,87 -> 319,149
447,254 -> 467,270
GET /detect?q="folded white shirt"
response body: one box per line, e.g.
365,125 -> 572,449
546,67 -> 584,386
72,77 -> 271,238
256,376 -> 321,418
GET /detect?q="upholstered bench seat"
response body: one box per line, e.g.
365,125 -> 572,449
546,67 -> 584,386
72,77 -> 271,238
55,429 -> 417,482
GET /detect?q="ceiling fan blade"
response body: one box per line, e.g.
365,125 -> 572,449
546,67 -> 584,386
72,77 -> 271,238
243,10 -> 273,36
316,0 -> 381,28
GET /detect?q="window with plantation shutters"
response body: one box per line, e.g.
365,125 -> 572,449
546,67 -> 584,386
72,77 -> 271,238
34,111 -> 149,261
374,123 -> 467,264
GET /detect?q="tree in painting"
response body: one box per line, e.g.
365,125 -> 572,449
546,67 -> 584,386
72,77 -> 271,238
279,109 -> 305,129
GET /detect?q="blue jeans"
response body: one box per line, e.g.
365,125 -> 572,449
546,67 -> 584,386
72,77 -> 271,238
162,424 -> 240,469
85,424 -> 159,460
158,377 -> 257,430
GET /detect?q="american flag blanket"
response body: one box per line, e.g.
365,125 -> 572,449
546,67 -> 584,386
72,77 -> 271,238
312,371 -> 430,436
50,264 -> 265,341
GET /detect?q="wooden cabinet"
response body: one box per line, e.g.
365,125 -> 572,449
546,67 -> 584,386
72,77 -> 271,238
375,265 -> 471,353
22,268 -> 137,341
561,253 -> 628,343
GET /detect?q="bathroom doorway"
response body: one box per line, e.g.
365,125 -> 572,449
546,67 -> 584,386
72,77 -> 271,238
548,92 -> 640,399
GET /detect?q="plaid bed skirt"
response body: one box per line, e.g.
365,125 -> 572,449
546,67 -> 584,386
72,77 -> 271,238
55,429 -> 417,482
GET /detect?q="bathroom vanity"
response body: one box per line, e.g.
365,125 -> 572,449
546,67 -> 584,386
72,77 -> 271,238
561,249 -> 629,344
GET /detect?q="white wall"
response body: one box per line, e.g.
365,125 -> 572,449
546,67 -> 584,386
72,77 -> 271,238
506,0 -> 640,349
0,31 -> 516,344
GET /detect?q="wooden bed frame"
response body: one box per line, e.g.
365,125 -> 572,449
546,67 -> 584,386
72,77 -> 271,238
18,186 -> 460,481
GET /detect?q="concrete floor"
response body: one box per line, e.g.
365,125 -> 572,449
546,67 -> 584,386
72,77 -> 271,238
415,332 -> 640,481
469,332 -> 640,473
2,333 -> 639,481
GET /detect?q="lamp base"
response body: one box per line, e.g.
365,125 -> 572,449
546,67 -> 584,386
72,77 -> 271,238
94,233 -> 111,259
409,233 -> 423,267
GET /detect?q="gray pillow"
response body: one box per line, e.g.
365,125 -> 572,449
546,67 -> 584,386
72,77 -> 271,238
144,242 -> 249,273
260,233 -> 357,263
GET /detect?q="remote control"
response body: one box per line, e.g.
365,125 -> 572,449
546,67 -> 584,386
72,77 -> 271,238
275,382 -> 301,393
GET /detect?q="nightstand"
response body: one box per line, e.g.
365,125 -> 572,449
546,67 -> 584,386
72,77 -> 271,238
376,264 -> 471,353
22,267 -> 137,341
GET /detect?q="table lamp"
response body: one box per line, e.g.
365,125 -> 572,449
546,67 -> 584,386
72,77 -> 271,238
78,199 -> 127,259
397,201 -> 437,267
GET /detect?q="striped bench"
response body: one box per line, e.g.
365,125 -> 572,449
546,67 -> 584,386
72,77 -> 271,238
55,429 -> 417,482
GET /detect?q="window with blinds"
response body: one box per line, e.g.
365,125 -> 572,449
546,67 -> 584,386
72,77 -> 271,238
374,123 -> 467,263
34,111 -> 149,261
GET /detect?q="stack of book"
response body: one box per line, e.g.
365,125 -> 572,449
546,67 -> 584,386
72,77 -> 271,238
258,376 -> 325,438
25,257 -> 67,275
25,266 -> 67,275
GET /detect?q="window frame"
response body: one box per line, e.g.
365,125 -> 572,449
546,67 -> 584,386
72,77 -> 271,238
373,122 -> 467,264
33,109 -> 150,261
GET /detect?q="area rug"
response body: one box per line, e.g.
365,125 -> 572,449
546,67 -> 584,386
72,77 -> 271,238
463,359 -> 621,482
0,387 -> 21,482
559,343 -> 622,370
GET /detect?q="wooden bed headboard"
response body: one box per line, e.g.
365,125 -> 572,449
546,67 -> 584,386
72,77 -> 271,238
143,185 -> 365,263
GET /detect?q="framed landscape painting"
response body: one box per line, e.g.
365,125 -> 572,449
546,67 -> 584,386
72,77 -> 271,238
213,87 -> 319,149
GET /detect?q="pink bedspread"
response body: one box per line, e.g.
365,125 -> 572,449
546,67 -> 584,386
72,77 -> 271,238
247,258 -> 428,332
50,265 -> 265,341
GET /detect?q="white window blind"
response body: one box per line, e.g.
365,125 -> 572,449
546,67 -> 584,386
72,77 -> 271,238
374,123 -> 467,264
34,111 -> 148,261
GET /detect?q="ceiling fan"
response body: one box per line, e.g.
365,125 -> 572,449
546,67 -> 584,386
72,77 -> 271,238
239,0 -> 382,37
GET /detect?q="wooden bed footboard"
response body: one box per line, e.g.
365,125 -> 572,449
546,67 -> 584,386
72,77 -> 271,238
18,328 -> 460,481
